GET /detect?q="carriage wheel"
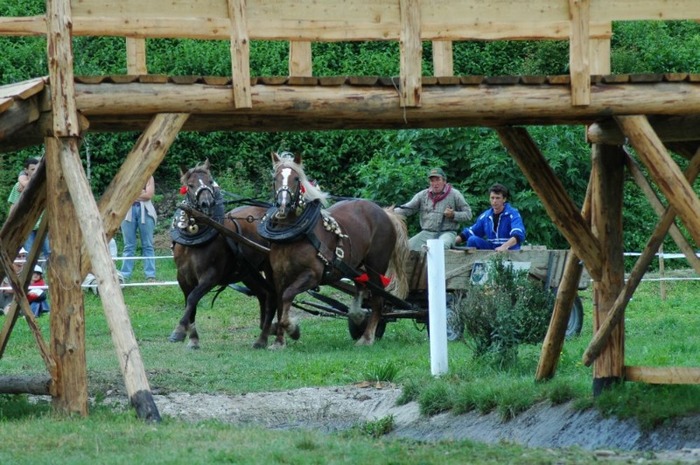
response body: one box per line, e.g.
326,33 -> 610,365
445,293 -> 464,341
565,295 -> 584,338
348,313 -> 387,341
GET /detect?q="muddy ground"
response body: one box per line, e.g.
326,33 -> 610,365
99,383 -> 700,463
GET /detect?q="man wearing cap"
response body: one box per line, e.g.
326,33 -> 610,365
395,168 -> 472,251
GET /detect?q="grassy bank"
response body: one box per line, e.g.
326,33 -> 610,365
1,257 -> 699,463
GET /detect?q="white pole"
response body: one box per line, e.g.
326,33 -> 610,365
426,239 -> 448,376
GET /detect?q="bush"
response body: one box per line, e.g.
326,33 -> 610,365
460,258 -> 554,367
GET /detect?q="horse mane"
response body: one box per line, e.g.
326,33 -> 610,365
273,158 -> 329,207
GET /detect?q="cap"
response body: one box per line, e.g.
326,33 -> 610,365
34,265 -> 43,274
19,247 -> 28,255
428,168 -> 446,179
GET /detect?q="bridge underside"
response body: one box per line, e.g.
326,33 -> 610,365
2,74 -> 700,152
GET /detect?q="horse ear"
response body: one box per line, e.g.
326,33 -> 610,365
294,153 -> 302,165
204,159 -> 210,170
179,164 -> 188,177
271,151 -> 280,164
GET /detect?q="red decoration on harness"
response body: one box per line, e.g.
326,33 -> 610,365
353,273 -> 391,288
179,186 -> 188,195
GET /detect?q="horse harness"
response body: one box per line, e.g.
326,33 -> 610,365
170,188 -> 224,246
259,200 -> 359,281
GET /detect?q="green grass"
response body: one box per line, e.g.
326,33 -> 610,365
1,256 -> 699,463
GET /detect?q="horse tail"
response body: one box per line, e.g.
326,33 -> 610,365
383,206 -> 409,299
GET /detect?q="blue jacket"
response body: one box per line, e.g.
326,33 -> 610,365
458,203 -> 526,250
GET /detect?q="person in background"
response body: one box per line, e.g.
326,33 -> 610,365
1,249 -> 26,315
120,176 -> 157,282
454,183 -> 525,251
17,157 -> 39,193
395,167 -> 472,251
7,159 -> 51,260
27,264 -> 50,317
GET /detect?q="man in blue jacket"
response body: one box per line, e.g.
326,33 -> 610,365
454,183 -> 525,251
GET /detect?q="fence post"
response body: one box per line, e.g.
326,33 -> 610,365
426,239 -> 448,376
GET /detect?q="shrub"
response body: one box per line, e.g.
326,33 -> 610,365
460,258 -> 554,368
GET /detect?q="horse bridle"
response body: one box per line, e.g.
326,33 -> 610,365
273,166 -> 303,218
186,178 -> 216,213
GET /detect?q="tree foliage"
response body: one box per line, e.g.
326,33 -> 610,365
1,18 -> 700,256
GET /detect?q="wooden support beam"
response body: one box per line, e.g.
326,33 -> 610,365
625,150 -> 700,274
399,0 -> 421,107
495,126 -> 603,281
47,0 -> 78,137
588,116 -> 700,145
55,135 -> 162,422
63,81 -> 700,132
289,41 -> 312,77
582,149 -> 700,367
228,0 -> 252,108
568,0 -> 591,106
624,366 -> 700,384
615,115 -> 700,247
536,178 -> 592,381
87,113 -> 190,275
591,144 -> 625,395
0,97 -> 40,140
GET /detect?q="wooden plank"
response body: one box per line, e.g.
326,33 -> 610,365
589,35 -> 611,75
496,127 -> 603,281
568,0 -> 591,106
399,0 -> 421,107
431,41 -> 453,77
289,41 -> 312,77
0,78 -> 46,100
0,98 -> 40,140
126,38 -> 147,74
228,0 -> 252,109
616,115 -> 700,248
625,366 -> 700,384
286,76 -> 318,86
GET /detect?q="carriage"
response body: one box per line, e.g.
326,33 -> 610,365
172,158 -> 589,349
293,245 -> 590,341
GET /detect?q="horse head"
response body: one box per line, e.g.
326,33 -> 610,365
180,159 -> 217,215
271,151 -> 328,220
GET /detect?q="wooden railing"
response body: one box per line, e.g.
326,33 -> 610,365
1,1 -> 700,109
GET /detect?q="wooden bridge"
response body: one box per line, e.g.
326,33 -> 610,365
1,0 -> 700,419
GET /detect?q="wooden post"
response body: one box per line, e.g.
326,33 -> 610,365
46,0 -> 87,416
126,38 -> 147,75
535,178 -> 591,381
568,0 -> 591,106
591,144 -> 625,395
399,0 -> 421,107
658,244 -> 666,300
432,41 -> 453,77
582,150 -> 700,367
289,41 -> 312,77
227,0 -> 252,108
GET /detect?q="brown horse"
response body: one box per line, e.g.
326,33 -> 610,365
169,160 -> 275,349
259,152 -> 409,348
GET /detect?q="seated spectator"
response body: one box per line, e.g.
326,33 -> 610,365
27,265 -> 50,317
454,183 -> 525,251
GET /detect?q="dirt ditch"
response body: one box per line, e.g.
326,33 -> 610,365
96,383 -> 700,463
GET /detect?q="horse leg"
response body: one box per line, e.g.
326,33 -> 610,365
252,291 -> 276,349
356,274 -> 385,346
170,283 -> 213,349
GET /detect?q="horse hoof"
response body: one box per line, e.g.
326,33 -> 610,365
288,325 -> 301,341
169,331 -> 186,343
268,342 -> 285,350
355,337 -> 374,346
252,340 -> 267,349
187,341 -> 201,350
